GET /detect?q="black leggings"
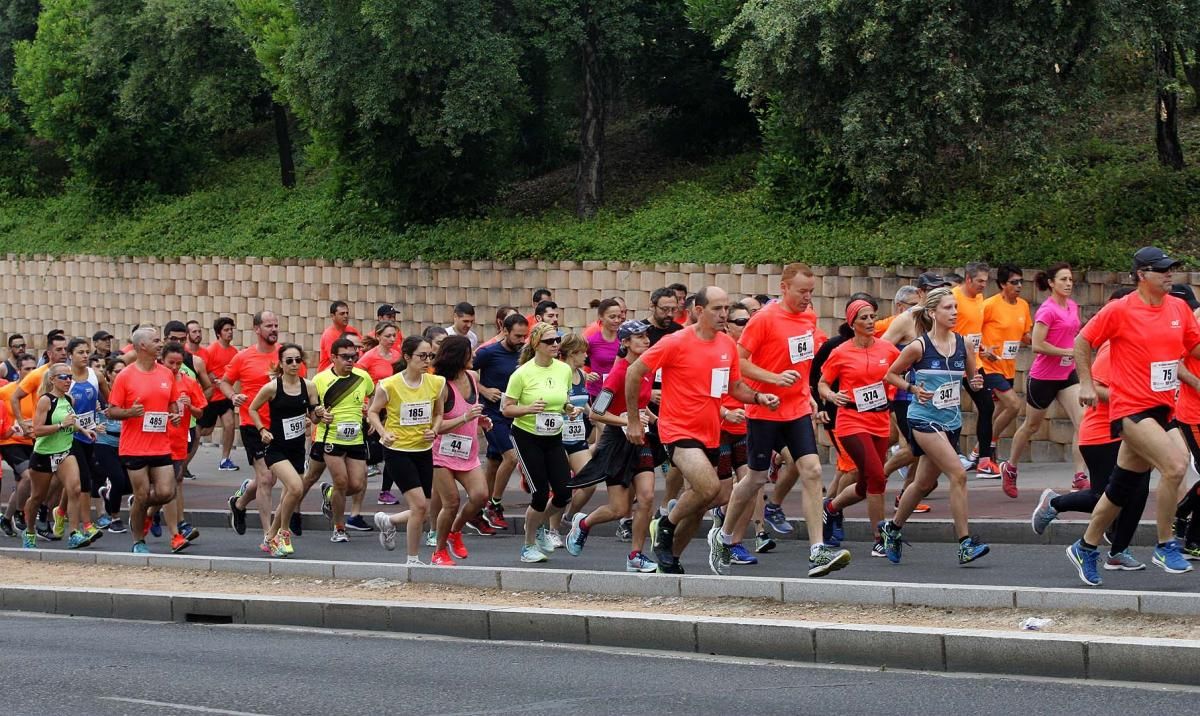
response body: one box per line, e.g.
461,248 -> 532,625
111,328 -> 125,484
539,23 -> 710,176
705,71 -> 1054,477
963,378 -> 994,458
93,443 -> 132,516
512,428 -> 571,513
1052,441 -> 1145,554
1176,423 -> 1200,543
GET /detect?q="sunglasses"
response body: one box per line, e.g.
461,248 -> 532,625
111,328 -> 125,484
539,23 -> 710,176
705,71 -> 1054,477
729,318 -> 750,326
1006,279 -> 1023,286
336,353 -> 359,361
412,352 -> 436,361
53,373 -> 71,381
282,357 -> 303,365
11,344 -> 25,349
540,337 -> 562,345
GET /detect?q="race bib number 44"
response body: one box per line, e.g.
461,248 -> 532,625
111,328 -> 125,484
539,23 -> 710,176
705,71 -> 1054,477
438,434 -> 473,460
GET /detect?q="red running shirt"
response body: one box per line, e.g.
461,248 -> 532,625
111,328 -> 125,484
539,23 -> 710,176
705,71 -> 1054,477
110,363 -> 180,456
169,372 -> 207,460
1080,293 -> 1200,422
224,346 -> 302,427
820,338 -> 901,438
1077,343 -> 1116,446
598,357 -> 652,418
737,301 -> 818,421
639,327 -> 741,449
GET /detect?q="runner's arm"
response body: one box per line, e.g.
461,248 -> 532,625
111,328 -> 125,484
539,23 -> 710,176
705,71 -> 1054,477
735,345 -> 795,386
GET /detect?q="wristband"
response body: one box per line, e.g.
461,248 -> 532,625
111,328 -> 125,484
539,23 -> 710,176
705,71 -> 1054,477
753,392 -> 761,405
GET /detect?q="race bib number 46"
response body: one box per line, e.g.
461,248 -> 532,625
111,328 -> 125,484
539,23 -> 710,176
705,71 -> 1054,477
535,412 -> 562,436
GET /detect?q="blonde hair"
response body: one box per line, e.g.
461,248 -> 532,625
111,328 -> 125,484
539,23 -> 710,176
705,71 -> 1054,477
519,323 -> 559,365
913,287 -> 954,333
39,362 -> 70,397
560,333 -> 587,358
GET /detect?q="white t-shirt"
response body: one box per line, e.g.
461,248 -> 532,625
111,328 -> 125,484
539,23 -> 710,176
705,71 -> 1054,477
445,325 -> 479,350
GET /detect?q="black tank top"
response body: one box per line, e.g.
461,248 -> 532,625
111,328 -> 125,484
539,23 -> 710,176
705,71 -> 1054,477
268,377 -> 310,447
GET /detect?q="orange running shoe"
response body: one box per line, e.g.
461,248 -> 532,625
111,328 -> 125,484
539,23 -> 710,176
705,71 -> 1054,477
431,548 -> 456,566
447,530 -> 469,559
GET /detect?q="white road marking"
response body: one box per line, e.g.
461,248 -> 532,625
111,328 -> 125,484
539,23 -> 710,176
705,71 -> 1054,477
98,697 -> 277,716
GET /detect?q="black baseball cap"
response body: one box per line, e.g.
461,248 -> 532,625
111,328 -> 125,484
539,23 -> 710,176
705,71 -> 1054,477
1169,284 -> 1200,310
92,330 -> 113,342
617,319 -> 651,341
917,272 -> 951,290
1133,246 -> 1183,273
377,304 -> 397,317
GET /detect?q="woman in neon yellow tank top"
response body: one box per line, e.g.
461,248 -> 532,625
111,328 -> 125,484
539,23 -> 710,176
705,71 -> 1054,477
367,336 -> 445,564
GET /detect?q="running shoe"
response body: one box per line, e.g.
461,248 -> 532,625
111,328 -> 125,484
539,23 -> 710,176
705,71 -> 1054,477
1066,540 -> 1102,586
14,513 -> 26,532
483,501 -> 509,530
547,529 -> 564,550
1104,549 -> 1145,571
975,457 -> 1000,478
657,560 -> 685,574
107,518 -> 126,534
763,501 -> 793,535
957,536 -> 990,564
345,515 -> 373,532
37,522 -> 56,541
754,531 -> 776,554
465,514 -> 497,536
615,517 -> 633,542
1183,542 -> 1200,560
228,482 -> 249,535
912,502 -> 931,513
822,498 -> 845,547
259,539 -> 270,553
320,482 -> 333,522
279,529 -> 294,555
520,544 -> 548,563
870,541 -> 886,558
1071,472 -> 1089,492
808,545 -> 851,577
730,543 -> 758,565
1173,515 -> 1189,542
1000,460 -> 1018,499
67,530 -> 88,549
650,516 -> 676,570
566,513 -> 589,556
95,514 -> 113,530
405,555 -> 426,566
183,469 -> 197,480
366,464 -> 381,478
0,516 -> 14,537
878,520 -> 903,564
170,534 -> 190,553
377,490 -> 399,506
710,506 -> 725,531
179,522 -> 199,542
84,524 -> 103,545
1152,540 -> 1194,574
1031,489 -> 1059,535
131,541 -> 150,554
959,451 -> 978,471
330,528 -> 349,543
52,507 -> 68,539
447,530 -> 469,560
269,535 -> 289,558
374,512 -> 397,551
535,525 -> 556,553
424,530 -> 437,547
218,458 -> 240,471
289,511 -> 303,537
150,511 -> 164,538
707,526 -> 732,575
431,548 -> 455,566
22,530 -> 36,549
626,551 -> 658,573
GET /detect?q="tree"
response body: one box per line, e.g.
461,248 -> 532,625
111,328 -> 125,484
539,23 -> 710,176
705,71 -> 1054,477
234,0 -> 299,187
0,0 -> 41,193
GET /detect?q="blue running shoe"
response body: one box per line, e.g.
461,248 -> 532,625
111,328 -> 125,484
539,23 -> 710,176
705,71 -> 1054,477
1152,540 -> 1194,574
957,536 -> 990,564
218,458 -> 240,471
150,511 -> 163,538
730,543 -> 758,565
878,520 -> 903,564
566,513 -> 588,556
131,541 -> 150,555
22,530 -> 36,549
95,514 -> 113,530
821,498 -> 836,546
1066,540 -> 1102,586
763,501 -> 793,535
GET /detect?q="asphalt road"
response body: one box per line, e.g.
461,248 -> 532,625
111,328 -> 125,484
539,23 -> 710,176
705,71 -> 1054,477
1,612 -> 1193,715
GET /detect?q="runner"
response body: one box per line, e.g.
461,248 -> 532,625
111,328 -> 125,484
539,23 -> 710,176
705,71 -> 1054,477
10,332 -> 68,537
526,289 -> 552,326
2,334 -> 25,381
716,265 -> 851,577
312,336 -> 375,543
645,287 -> 684,541
1174,283 -> 1200,559
107,326 -> 182,554
558,333 -> 595,539
565,319 -> 660,572
878,287 -> 991,565
1066,247 -> 1200,585
24,363 -> 99,549
91,331 -> 115,362
368,336 -> 443,564
248,343 -> 322,557
502,322 -> 579,563
585,299 -> 624,404
474,313 -> 529,530
93,358 -> 130,534
952,262 -> 1000,477
629,286 -> 781,575
357,321 -> 401,504
446,302 -> 479,350
429,335 -> 496,565
1003,263 -> 1088,496
0,354 -> 38,537
873,286 -> 917,339
978,264 -> 1032,493
197,316 -> 239,472
185,320 -> 204,356
64,337 -> 109,546
534,301 -> 560,329
667,283 -> 689,325
1032,288 -> 1146,571
480,306 -> 519,349
318,301 -> 361,371
818,299 -> 901,553
161,341 -> 206,552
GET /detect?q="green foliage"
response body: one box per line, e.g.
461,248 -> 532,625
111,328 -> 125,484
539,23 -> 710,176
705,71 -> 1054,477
0,0 -> 44,194
233,0 -> 297,98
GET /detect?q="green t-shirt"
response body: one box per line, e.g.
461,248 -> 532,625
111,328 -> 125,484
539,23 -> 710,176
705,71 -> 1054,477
504,359 -> 573,436
34,394 -> 75,456
313,367 -> 375,446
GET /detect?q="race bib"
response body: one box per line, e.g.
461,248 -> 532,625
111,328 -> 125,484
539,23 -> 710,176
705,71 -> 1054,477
282,414 -> 306,440
563,416 -> 586,442
931,382 -> 961,410
853,382 -> 887,412
438,433 -> 473,460
535,412 -> 562,436
50,450 -> 68,471
1059,355 -> 1074,367
966,333 -> 982,353
1150,360 -> 1179,392
142,412 -> 168,433
1001,341 -> 1021,360
710,367 -> 730,398
400,401 -> 432,426
654,368 -> 663,383
788,333 -> 814,364
336,421 -> 361,441
73,410 -> 95,432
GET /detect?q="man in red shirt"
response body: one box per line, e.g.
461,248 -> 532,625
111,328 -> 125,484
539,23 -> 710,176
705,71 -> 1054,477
107,326 -> 182,553
197,316 -> 240,471
717,263 -> 852,578
1067,247 -> 1200,585
319,301 -> 361,371
626,286 -> 778,574
161,341 -> 207,553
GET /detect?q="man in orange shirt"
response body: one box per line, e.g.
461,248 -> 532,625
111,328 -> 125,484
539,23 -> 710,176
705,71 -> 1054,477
319,301 -> 361,371
979,264 -> 1032,493
952,262 -> 1000,476
198,316 -> 240,471
1,354 -> 38,536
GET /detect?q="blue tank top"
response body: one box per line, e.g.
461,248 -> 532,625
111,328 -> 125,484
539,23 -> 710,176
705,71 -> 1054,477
69,370 -> 101,445
563,369 -> 591,445
906,332 -> 968,431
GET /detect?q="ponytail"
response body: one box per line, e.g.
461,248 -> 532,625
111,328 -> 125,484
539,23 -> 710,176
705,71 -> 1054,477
1034,262 -> 1071,292
913,287 -> 953,333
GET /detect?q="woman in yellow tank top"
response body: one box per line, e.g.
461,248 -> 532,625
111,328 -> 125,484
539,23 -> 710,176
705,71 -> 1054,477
367,336 -> 446,564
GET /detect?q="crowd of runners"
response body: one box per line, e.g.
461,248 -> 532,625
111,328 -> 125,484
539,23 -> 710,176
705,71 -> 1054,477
2,247 -> 1199,586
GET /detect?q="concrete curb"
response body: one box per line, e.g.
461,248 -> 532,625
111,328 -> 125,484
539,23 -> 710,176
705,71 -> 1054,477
181,509 -> 1156,546
2,582 -> 1197,686
5,547 -> 1198,617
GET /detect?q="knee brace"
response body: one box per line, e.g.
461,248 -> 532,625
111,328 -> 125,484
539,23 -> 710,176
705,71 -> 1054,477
1104,467 -> 1150,508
